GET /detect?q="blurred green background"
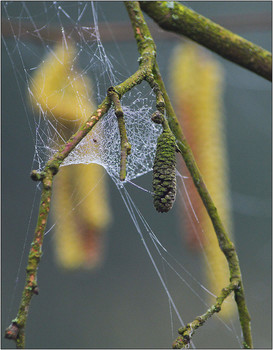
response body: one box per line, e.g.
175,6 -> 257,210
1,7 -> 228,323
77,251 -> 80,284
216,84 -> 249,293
2,1 -> 271,348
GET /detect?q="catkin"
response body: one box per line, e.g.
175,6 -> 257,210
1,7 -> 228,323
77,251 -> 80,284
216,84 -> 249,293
30,42 -> 111,269
169,42 -> 235,318
29,43 -> 93,129
53,163 -> 111,269
153,129 -> 177,213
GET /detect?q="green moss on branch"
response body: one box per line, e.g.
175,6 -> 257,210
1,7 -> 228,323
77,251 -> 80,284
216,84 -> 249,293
5,3 -> 166,348
172,281 -> 239,348
6,2 -> 254,348
5,171 -> 54,348
140,1 -> 272,81
152,62 -> 253,348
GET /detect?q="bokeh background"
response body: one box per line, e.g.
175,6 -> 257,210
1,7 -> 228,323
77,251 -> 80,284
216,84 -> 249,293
2,1 -> 271,349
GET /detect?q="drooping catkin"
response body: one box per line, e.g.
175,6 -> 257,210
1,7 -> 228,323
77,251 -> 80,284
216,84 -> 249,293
53,163 -> 111,269
169,42 -> 235,318
153,128 -> 177,213
29,43 -> 93,130
30,42 -> 111,269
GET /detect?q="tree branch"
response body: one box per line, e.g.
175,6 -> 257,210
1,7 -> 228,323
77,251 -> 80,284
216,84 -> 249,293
5,100 -> 112,348
5,1 -> 254,348
172,281 -> 239,348
140,1 -> 272,81
152,62 -> 253,348
4,3 -> 165,348
126,1 -> 253,347
5,172 -> 53,348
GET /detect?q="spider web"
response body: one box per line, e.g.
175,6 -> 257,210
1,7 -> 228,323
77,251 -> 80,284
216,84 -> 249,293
2,1 -> 161,182
2,2 -> 242,348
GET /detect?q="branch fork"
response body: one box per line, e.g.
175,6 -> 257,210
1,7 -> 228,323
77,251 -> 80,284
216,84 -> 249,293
5,4 -> 166,347
172,281 -> 239,348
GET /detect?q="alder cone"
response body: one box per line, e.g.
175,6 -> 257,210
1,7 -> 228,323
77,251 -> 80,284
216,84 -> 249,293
153,130 -> 177,213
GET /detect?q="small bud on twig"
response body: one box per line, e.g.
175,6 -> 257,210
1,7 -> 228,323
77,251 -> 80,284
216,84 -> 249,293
151,110 -> 163,124
30,170 -> 45,181
5,322 -> 19,340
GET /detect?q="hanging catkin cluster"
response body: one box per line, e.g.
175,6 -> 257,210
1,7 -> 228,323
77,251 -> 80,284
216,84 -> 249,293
153,128 -> 177,213
30,42 -> 112,270
169,42 -> 235,318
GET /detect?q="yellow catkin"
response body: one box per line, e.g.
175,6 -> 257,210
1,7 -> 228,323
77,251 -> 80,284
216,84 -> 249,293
30,41 -> 111,269
169,42 -> 235,318
30,43 -> 93,127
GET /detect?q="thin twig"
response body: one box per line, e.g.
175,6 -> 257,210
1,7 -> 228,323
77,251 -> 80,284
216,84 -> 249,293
5,3 -> 164,348
125,1 -> 253,348
107,87 -> 131,181
152,62 -> 253,348
6,1 -> 254,348
140,1 -> 272,81
146,75 -> 165,114
172,281 -> 239,348
4,100 -> 112,348
5,173 -> 53,348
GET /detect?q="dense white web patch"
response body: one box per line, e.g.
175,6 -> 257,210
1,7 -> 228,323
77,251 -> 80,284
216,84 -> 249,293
62,100 -> 161,181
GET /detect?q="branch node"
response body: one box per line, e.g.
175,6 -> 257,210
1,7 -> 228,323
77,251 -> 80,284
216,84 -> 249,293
33,286 -> 39,295
5,322 -> 19,340
48,162 -> 59,175
151,110 -> 163,124
30,170 -> 45,182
